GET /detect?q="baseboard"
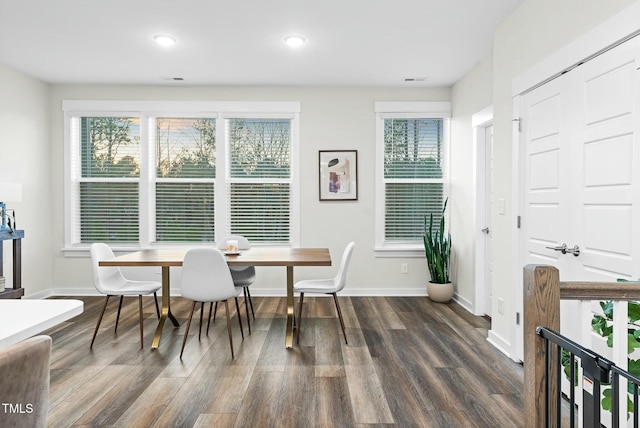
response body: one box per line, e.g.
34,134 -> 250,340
487,329 -> 518,361
452,292 -> 474,314
39,287 -> 429,298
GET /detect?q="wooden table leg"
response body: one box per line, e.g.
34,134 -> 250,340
152,266 -> 179,349
285,265 -> 294,348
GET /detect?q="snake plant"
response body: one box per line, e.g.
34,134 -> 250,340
423,198 -> 451,284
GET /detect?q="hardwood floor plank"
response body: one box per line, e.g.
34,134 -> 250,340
234,370 -> 284,427
275,365 -> 317,428
193,413 -> 237,428
316,376 -> 355,427
112,377 -> 187,427
344,363 -> 394,424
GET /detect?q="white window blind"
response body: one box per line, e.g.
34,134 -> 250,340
72,116 -> 141,243
375,102 -> 450,252
153,117 -> 216,242
226,118 -> 292,244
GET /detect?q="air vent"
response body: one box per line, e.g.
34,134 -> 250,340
404,77 -> 428,82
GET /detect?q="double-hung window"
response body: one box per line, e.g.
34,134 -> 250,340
64,101 -> 300,251
374,102 -> 451,255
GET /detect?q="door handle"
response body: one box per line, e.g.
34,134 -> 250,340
565,245 -> 580,257
481,227 -> 490,234
546,243 -> 568,254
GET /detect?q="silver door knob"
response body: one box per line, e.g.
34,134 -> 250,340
481,227 -> 490,234
565,245 -> 580,257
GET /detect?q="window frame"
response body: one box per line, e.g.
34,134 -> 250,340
374,101 -> 451,257
63,100 -> 300,254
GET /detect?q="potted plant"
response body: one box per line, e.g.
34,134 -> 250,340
423,198 -> 453,303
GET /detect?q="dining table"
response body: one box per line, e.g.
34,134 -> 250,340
99,247 -> 331,349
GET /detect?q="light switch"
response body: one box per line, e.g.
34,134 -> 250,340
498,198 -> 505,215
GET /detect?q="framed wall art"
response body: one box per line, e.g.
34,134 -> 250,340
319,150 -> 358,201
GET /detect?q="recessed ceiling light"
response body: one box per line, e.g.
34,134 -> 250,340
284,35 -> 306,47
153,34 -> 177,47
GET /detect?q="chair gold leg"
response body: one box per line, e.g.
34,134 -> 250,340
180,301 -> 196,359
90,295 -> 111,348
234,298 -> 244,340
224,300 -> 235,359
138,295 -> 144,348
115,295 -> 124,333
332,293 -> 348,345
296,293 -> 304,344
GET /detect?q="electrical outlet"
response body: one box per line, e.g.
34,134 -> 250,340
497,297 -> 504,314
401,263 -> 408,274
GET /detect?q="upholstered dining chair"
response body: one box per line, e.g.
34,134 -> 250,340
215,234 -> 256,332
0,335 -> 52,428
89,243 -> 161,349
180,247 -> 245,359
294,241 -> 355,345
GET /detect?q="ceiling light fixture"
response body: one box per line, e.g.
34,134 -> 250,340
153,34 -> 177,47
284,35 -> 306,47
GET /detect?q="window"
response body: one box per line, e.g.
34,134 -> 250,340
227,118 -> 292,243
64,101 -> 300,251
374,102 -> 451,254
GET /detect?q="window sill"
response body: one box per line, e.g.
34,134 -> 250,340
374,246 -> 425,258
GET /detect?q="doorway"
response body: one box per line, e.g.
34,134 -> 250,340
473,107 -> 493,317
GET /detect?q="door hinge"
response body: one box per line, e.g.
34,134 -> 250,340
517,215 -> 521,228
512,117 -> 522,132
516,312 -> 520,325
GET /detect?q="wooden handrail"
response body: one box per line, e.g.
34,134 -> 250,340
524,265 -> 640,427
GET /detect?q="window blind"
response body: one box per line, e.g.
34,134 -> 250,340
76,117 -> 140,243
226,118 -> 292,244
154,117 -> 216,242
383,118 -> 448,243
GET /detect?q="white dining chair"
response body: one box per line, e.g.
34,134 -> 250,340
89,243 -> 161,348
215,234 -> 256,333
180,247 -> 245,359
294,241 -> 355,345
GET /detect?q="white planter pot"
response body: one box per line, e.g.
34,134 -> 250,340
427,281 -> 453,303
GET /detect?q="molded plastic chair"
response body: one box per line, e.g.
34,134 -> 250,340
215,235 -> 256,332
0,335 -> 52,428
180,247 -> 245,359
294,241 -> 355,345
90,243 -> 161,348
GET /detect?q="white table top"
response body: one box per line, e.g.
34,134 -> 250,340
0,299 -> 84,350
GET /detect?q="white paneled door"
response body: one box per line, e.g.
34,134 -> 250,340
517,36 -> 640,360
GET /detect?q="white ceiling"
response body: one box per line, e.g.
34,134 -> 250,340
0,0 -> 524,87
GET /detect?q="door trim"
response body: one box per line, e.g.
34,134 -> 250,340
472,106 -> 493,316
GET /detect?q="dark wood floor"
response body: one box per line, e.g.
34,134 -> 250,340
42,295 -> 524,427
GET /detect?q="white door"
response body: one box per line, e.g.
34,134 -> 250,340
482,124 -> 493,317
517,36 -> 640,360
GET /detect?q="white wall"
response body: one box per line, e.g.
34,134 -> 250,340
489,0 -> 637,357
450,55 -> 493,312
47,85 -> 451,297
0,63 -> 52,295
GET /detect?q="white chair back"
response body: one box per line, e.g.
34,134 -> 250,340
181,248 -> 236,302
333,242 -> 355,292
217,234 -> 252,251
90,243 -> 126,294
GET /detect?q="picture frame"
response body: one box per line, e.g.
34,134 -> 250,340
319,150 -> 358,201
